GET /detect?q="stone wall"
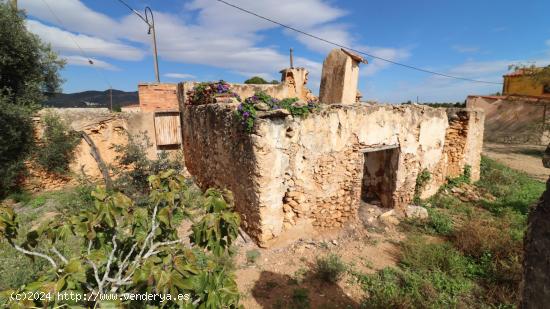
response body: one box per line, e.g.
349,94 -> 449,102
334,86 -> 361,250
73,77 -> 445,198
25,108 -> 163,191
183,103 -> 484,246
138,83 -> 179,112
467,95 -> 549,145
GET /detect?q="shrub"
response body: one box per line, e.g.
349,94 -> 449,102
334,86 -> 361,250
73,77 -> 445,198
314,253 -> 346,283
0,97 -> 34,197
246,249 -> 260,264
36,112 -> 80,174
0,170 -> 242,308
111,132 -> 185,200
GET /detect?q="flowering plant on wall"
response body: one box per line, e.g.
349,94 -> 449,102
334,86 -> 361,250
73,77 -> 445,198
235,91 -> 319,132
187,80 -> 241,105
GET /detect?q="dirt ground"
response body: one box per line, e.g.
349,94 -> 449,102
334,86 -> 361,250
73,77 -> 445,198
229,205 -> 404,309
483,143 -> 549,181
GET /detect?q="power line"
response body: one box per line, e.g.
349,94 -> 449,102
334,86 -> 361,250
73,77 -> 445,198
215,0 -> 503,85
39,0 -> 113,90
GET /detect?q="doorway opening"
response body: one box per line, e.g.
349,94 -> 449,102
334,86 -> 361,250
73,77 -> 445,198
360,145 -> 399,208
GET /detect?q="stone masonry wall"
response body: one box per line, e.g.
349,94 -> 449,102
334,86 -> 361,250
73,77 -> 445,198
139,83 -> 179,112
182,103 -> 484,246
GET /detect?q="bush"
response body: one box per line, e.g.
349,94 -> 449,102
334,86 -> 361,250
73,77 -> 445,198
111,132 -> 185,200
36,112 -> 80,174
0,97 -> 34,197
314,253 -> 346,283
0,170 -> 242,308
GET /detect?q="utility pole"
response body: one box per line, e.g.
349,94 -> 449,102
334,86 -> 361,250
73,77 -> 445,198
123,5 -> 160,83
10,0 -> 17,10
145,7 -> 160,83
290,48 -> 294,69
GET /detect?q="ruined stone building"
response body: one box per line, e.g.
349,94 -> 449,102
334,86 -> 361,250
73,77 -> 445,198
33,48 -> 484,247
180,48 -> 485,246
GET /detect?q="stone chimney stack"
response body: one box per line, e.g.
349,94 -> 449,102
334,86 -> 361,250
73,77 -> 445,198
319,48 -> 367,105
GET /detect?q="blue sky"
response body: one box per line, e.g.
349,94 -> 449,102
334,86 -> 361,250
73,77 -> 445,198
15,0 -> 550,102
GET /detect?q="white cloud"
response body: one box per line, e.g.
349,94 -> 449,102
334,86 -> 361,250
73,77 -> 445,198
452,45 -> 480,53
25,19 -> 145,60
164,73 -> 196,79
63,55 -> 118,70
19,0 -> 410,88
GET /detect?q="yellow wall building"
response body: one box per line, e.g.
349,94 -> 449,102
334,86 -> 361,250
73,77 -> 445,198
503,69 -> 550,97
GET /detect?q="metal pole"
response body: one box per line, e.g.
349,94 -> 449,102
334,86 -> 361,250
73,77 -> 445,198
290,48 -> 294,69
145,7 -> 160,83
110,87 -> 113,111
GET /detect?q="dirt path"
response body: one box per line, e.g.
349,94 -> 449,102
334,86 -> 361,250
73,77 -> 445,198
483,143 -> 549,181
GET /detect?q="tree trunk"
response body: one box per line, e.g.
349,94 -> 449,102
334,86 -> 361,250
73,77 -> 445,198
79,131 -> 113,190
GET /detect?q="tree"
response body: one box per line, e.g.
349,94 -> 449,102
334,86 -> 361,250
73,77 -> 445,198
509,64 -> 550,86
0,3 -> 65,106
0,97 -> 34,196
0,3 -> 65,195
0,170 -> 242,308
244,76 -> 269,84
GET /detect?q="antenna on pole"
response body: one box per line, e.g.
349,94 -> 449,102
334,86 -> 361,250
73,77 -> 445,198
290,48 -> 294,69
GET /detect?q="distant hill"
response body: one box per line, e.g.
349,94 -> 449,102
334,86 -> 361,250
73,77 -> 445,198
43,90 -> 138,108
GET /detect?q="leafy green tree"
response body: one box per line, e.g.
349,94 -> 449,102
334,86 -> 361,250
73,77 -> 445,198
36,112 -> 81,174
0,170 -> 242,308
0,97 -> 34,196
244,76 -> 269,84
0,3 -> 65,106
0,3 -> 65,195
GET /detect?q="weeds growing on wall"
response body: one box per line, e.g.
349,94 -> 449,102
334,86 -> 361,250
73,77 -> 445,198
413,169 -> 431,204
235,91 -> 319,132
36,112 -> 81,174
187,80 -> 241,105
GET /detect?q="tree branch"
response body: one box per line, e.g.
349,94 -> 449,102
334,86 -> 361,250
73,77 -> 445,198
51,247 -> 68,265
14,244 -> 57,269
79,131 -> 113,190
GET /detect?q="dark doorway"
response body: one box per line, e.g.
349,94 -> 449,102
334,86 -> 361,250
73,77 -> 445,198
360,146 -> 399,208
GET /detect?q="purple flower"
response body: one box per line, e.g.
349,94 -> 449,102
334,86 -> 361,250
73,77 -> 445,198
273,105 -> 280,110
243,111 -> 250,117
238,104 -> 243,110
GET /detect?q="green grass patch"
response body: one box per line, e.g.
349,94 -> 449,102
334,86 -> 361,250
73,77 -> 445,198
364,156 -> 544,308
477,156 -> 544,215
358,237 -> 475,308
